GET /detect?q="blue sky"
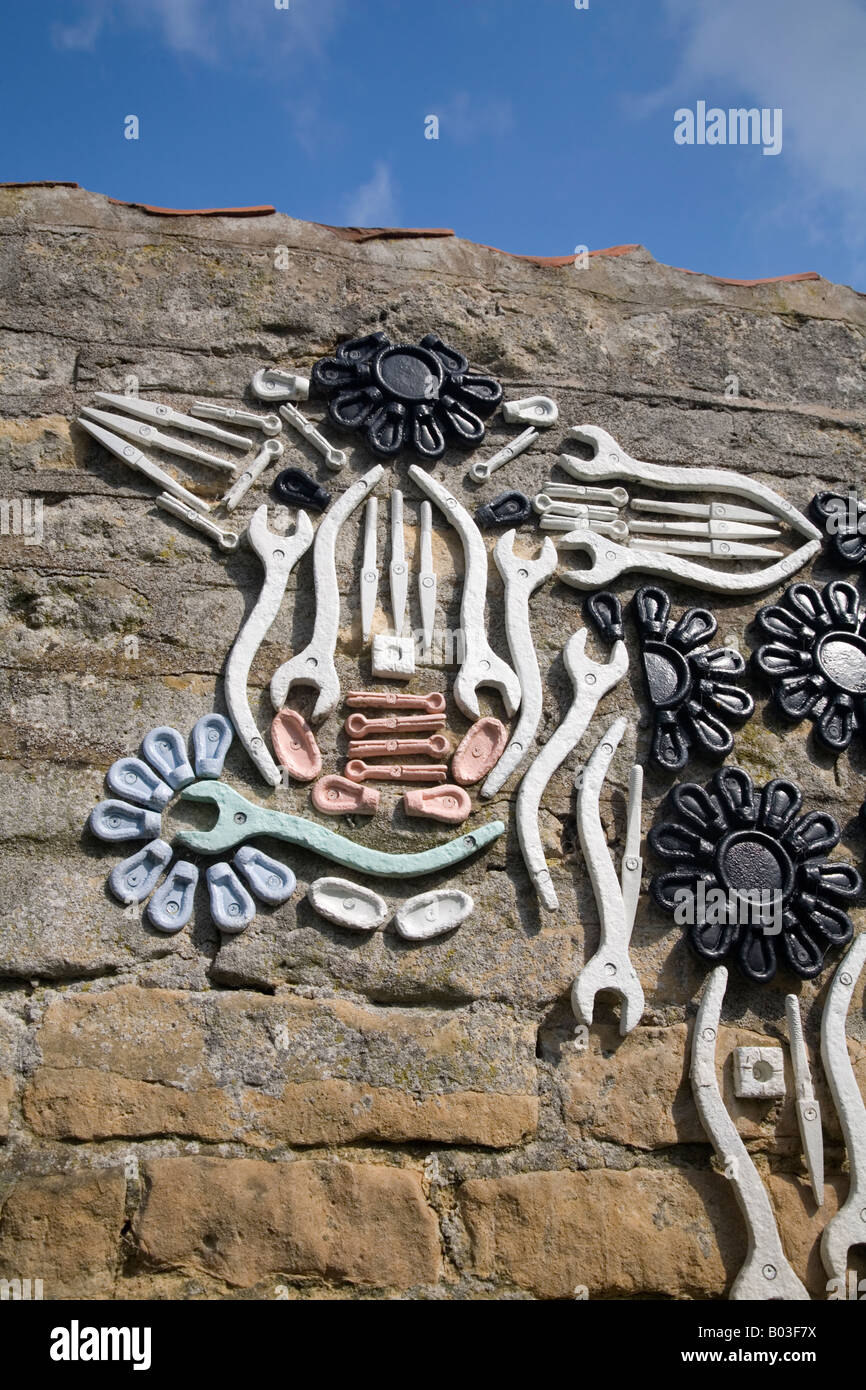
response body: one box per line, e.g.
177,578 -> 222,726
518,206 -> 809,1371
3,0 -> 865,290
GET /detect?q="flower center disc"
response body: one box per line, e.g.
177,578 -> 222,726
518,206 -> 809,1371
374,346 -> 444,403
641,643 -> 692,707
715,829 -> 794,902
815,632 -> 866,693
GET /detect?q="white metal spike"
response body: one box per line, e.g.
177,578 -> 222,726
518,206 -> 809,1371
389,489 -> 408,635
360,497 -> 379,644
418,500 -> 436,655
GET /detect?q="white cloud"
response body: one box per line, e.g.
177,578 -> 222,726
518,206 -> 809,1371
344,162 -> 398,227
429,91 -> 514,145
658,0 -> 866,196
52,0 -> 344,64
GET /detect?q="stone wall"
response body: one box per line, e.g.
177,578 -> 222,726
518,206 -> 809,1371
0,184 -> 864,1299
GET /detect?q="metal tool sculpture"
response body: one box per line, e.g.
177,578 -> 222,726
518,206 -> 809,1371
820,933 -> 866,1286
81,406 -> 238,474
173,780 -> 505,876
418,500 -> 436,654
389,489 -> 408,634
408,465 -> 521,720
360,497 -> 379,643
810,491 -> 866,568
785,994 -> 824,1207
191,401 -> 282,437
571,717 -> 645,1036
481,530 -> 557,799
279,402 -> 346,471
78,418 -> 212,513
753,580 -> 866,753
92,391 -> 252,448
156,493 -> 239,551
270,466 -> 384,722
224,505 -> 314,786
691,966 -> 810,1301
221,438 -> 284,512
515,629 -> 628,910
633,586 -> 754,770
310,331 -> 502,460
553,426 -> 822,593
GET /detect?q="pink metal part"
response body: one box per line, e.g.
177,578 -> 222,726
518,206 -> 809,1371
345,690 -> 447,714
452,717 -> 509,786
310,775 -> 380,816
270,709 -> 322,782
403,785 -> 472,825
344,712 -> 446,738
346,735 -> 451,759
344,761 -> 449,784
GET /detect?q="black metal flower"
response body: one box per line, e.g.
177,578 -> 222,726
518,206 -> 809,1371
633,586 -> 754,771
810,491 -> 866,568
650,768 -> 860,984
752,580 -> 866,752
310,332 -> 502,460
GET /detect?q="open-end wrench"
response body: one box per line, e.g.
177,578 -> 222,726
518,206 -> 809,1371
279,402 -> 346,472
481,530 -> 557,799
224,505 -> 314,786
408,464 -> 521,720
175,780 -> 504,875
346,735 -> 450,759
692,967 -> 809,1300
515,629 -> 628,910
571,718 -> 645,1036
345,712 -> 446,738
820,933 -> 866,1285
270,465 -> 384,722
345,761 -> 448,783
554,425 -> 822,594
345,690 -> 446,713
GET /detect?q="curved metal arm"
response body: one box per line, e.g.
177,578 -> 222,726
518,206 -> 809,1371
692,967 -> 809,1301
820,933 -> 866,1285
270,465 -> 383,721
224,506 -> 313,786
408,465 -> 521,719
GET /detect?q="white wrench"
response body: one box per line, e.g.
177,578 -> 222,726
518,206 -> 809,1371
224,505 -> 314,786
481,529 -> 557,799
270,466 -> 384,722
191,402 -> 282,436
515,629 -> 628,910
418,500 -> 436,654
279,402 -> 346,472
221,438 -> 285,512
155,493 -> 239,551
692,967 -> 809,1301
408,464 -> 521,720
820,933 -> 866,1286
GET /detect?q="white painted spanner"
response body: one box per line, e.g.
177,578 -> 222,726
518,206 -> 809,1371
407,464 -> 521,721
270,465 -> 384,722
224,504 -> 314,786
691,967 -> 809,1300
820,932 -> 866,1287
515,629 -> 628,911
571,717 -> 645,1036
480,529 -> 557,799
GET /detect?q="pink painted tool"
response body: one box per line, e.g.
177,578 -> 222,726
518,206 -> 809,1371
452,717 -> 509,786
345,690 -> 446,714
270,709 -> 322,782
344,712 -> 446,738
311,775 -> 380,816
346,735 -> 451,760
403,786 -> 471,825
345,761 -> 448,784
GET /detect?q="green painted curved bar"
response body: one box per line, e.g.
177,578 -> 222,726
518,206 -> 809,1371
174,780 -> 504,878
